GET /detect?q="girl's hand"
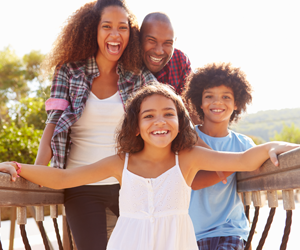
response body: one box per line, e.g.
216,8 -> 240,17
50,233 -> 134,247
267,142 -> 300,166
0,162 -> 18,181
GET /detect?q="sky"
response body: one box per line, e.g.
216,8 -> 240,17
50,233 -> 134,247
1,0 -> 300,114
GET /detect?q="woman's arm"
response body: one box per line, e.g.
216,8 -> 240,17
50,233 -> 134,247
35,123 -> 56,165
0,155 -> 123,189
188,141 -> 299,173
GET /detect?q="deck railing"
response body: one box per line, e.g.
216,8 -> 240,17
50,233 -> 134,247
237,147 -> 300,250
0,147 -> 299,250
0,172 -> 73,250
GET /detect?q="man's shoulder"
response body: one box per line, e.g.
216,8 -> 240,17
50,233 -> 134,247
171,48 -> 190,62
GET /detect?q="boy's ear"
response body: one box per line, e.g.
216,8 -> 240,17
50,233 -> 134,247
234,103 -> 237,110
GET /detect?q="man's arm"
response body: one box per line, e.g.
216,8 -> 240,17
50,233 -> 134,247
191,170 -> 234,190
195,136 -> 228,184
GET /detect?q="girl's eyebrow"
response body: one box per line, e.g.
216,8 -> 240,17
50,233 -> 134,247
141,107 -> 176,115
101,20 -> 128,24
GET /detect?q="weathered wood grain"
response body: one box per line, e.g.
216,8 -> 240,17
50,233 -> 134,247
237,147 -> 300,192
0,172 -> 64,207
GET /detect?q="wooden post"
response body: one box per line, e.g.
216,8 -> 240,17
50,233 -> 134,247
17,207 -> 27,225
50,205 -> 58,218
282,190 -> 295,210
35,206 -> 44,221
252,191 -> 262,207
244,192 -> 252,206
9,207 -> 17,250
267,190 -> 278,208
62,205 -> 72,250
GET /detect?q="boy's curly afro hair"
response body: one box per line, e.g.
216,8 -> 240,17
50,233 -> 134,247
183,62 -> 252,123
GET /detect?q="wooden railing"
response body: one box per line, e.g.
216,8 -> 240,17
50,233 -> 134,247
237,147 -> 300,250
0,172 -> 73,250
0,147 -> 299,250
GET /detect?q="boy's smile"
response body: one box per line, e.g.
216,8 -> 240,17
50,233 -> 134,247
201,85 -> 237,127
138,94 -> 179,149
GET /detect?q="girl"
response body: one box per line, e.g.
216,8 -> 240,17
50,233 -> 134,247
36,0 -> 155,249
1,83 -> 298,250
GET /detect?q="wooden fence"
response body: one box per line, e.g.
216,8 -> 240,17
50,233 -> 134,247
0,147 -> 299,250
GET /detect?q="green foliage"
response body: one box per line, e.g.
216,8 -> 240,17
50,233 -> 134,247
0,122 -> 43,163
247,135 -> 265,145
231,108 -> 300,141
0,46 -> 29,103
0,46 -> 46,106
0,46 -> 48,163
270,123 -> 300,143
12,97 -> 47,130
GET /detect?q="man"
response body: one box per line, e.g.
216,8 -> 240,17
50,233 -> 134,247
140,12 -> 191,95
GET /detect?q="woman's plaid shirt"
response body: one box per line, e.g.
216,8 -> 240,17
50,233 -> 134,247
45,56 -> 156,169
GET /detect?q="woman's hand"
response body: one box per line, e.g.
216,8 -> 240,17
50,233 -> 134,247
0,162 -> 18,181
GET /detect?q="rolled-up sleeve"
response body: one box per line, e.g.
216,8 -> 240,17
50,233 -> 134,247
45,65 -> 70,124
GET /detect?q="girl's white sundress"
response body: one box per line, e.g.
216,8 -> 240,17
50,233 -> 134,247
107,153 -> 198,250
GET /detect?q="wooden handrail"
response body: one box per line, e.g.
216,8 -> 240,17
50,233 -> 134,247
237,147 -> 300,192
0,172 -> 64,206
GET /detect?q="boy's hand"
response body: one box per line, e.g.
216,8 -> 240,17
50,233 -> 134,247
0,162 -> 18,181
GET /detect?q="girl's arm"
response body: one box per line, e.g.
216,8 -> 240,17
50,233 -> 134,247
188,141 -> 299,173
35,123 -> 56,165
0,155 -> 123,189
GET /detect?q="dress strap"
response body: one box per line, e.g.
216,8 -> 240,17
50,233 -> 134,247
175,152 -> 179,166
124,153 -> 129,170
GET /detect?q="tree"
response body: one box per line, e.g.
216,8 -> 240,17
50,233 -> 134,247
0,122 -> 43,163
270,123 -> 300,143
0,46 -> 47,123
12,97 -> 47,130
0,47 -> 46,103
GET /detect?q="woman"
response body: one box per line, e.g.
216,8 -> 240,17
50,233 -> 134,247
35,0 -> 155,249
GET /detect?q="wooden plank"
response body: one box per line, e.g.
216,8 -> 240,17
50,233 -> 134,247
0,172 -> 64,207
0,189 -> 64,206
237,147 -> 300,192
0,172 -> 63,192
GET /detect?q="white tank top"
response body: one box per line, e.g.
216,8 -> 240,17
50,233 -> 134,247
66,91 -> 124,185
107,153 -> 198,250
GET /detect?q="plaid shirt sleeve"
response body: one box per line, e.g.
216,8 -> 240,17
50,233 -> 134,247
45,65 -> 71,125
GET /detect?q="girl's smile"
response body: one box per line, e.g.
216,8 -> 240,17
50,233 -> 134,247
138,94 -> 179,149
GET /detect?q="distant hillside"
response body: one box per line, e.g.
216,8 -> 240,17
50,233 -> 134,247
230,108 -> 300,142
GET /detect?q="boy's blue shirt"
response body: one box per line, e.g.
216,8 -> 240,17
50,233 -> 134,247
189,125 -> 256,242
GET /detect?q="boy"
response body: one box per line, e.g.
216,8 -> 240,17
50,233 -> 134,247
184,62 -> 254,250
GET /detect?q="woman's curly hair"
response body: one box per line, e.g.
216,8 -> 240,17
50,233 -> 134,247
183,62 -> 253,123
116,83 -> 198,154
41,0 -> 142,75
